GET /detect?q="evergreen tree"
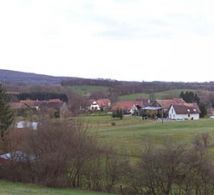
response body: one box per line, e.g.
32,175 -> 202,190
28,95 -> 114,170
199,103 -> 207,118
112,109 -> 123,120
180,91 -> 200,104
180,91 -> 184,99
0,84 -> 14,140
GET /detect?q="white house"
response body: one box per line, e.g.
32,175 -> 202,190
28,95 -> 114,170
89,99 -> 111,111
89,101 -> 101,111
168,103 -> 200,120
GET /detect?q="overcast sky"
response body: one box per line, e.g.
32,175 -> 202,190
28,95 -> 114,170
0,0 -> 214,82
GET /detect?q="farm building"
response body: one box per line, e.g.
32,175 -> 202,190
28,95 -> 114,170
111,101 -> 138,114
10,99 -> 69,118
168,103 -> 200,120
111,99 -> 151,115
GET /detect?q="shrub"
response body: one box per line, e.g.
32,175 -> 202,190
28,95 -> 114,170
3,121 -> 99,187
112,109 -> 123,120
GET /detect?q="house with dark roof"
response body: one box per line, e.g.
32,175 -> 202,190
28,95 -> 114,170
168,103 -> 200,120
156,98 -> 186,112
155,98 -> 186,117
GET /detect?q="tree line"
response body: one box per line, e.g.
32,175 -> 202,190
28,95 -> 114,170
62,78 -> 214,95
16,92 -> 68,102
180,91 -> 207,117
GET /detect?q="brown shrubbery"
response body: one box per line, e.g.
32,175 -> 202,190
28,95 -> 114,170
2,121 -> 98,186
1,120 -> 129,193
2,122 -> 214,195
125,141 -> 214,195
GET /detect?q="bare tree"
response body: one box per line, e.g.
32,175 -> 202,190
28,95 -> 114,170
3,120 -> 99,187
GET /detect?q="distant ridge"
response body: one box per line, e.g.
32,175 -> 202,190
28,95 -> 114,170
0,69 -> 72,85
0,69 -> 214,94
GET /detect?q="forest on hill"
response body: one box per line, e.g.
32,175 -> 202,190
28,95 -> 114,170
1,69 -> 214,96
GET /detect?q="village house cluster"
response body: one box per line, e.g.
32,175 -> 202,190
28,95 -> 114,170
87,97 -> 201,120
10,97 -> 201,131
10,99 -> 70,129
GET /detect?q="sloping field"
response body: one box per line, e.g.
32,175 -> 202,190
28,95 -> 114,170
67,85 -> 109,96
83,116 -> 214,156
119,89 -> 197,100
0,180 -> 114,195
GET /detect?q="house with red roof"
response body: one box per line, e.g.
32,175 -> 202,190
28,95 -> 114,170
111,100 -> 139,115
111,99 -> 152,115
89,98 -> 111,111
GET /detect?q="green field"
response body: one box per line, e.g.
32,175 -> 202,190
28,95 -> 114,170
65,86 -> 197,99
119,89 -> 197,100
67,85 -> 109,96
82,116 -> 214,156
0,180 -> 114,195
2,117 -> 214,194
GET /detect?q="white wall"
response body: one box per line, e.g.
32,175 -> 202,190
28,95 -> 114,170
168,106 -> 200,120
168,106 -> 176,119
189,114 -> 200,120
89,104 -> 100,111
173,114 -> 199,120
16,121 -> 38,130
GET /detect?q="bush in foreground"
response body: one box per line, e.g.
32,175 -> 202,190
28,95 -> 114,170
2,122 -> 214,195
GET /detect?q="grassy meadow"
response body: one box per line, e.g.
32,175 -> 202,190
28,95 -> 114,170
2,115 -> 214,194
2,117 -> 214,194
64,86 -> 198,100
118,89 -> 197,100
81,115 -> 214,157
67,85 -> 109,96
0,180 -> 115,195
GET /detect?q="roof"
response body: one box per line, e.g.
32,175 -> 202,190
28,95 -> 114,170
96,98 -> 111,107
111,100 -> 139,111
10,99 -> 64,110
156,98 -> 186,110
171,103 -> 200,114
135,98 -> 151,107
47,99 -> 63,108
10,102 -> 27,109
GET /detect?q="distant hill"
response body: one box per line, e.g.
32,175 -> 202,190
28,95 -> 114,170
1,69 -> 214,96
62,78 -> 214,95
0,69 -> 71,85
